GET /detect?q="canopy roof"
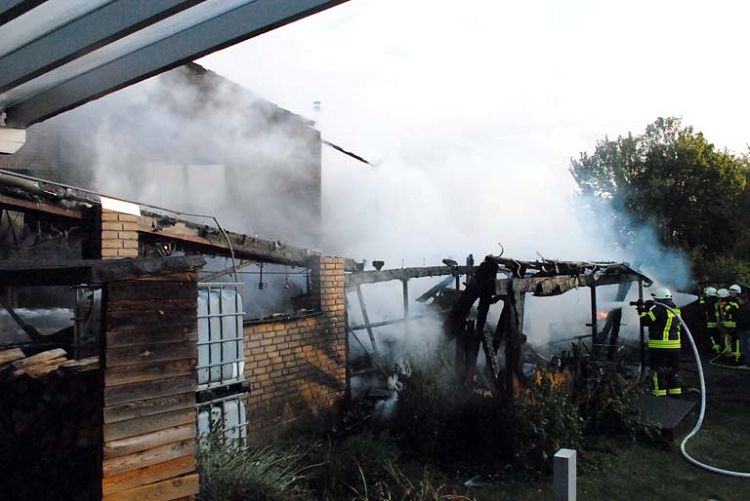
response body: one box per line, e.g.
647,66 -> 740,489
0,0 -> 346,127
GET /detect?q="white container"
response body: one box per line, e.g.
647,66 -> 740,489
197,286 -> 245,387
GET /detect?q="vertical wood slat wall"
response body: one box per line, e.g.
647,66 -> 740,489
102,273 -> 200,500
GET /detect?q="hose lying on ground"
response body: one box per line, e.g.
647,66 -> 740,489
652,302 -> 750,478
708,353 -> 750,370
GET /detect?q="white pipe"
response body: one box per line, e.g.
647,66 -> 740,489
652,302 -> 750,478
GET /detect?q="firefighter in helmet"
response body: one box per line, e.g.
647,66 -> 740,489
720,284 -> 743,364
723,284 -> 742,365
639,287 -> 682,397
700,286 -> 721,354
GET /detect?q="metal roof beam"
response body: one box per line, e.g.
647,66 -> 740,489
0,0 -> 205,94
0,0 -> 47,26
4,0 -> 347,127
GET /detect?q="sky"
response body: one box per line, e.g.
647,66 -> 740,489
200,0 -> 750,267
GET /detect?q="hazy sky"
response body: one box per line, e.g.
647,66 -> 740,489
200,0 -> 750,265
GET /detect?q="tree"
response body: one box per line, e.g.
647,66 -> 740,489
571,117 -> 750,273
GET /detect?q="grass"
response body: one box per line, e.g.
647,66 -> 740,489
574,358 -> 750,501
197,430 -> 312,501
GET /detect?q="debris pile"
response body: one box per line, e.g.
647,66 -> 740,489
0,348 -> 101,500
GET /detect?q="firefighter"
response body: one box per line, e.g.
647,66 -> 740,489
700,286 -> 721,354
639,288 -> 682,397
719,287 -> 741,364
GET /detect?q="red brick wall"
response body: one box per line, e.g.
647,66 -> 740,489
243,256 -> 347,438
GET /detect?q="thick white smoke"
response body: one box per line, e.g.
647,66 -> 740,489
50,65 -> 322,247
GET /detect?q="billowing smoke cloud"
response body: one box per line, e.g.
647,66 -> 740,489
50,64 -> 322,247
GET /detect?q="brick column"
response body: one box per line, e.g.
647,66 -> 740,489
98,209 -> 139,259
309,255 -> 348,399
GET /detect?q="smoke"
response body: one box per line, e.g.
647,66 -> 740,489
28,3 -> 697,358
49,64 -> 322,247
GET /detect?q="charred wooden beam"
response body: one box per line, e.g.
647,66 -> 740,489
348,312 -> 437,332
0,193 -> 87,220
0,255 -> 205,286
138,214 -> 319,266
495,271 -> 648,297
345,265 -> 475,290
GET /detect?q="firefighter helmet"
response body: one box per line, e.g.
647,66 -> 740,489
729,284 -> 741,295
705,286 -> 718,297
718,288 -> 730,298
651,287 -> 672,300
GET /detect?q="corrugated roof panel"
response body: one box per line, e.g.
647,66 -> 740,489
0,0 -> 110,58
0,0 -> 348,128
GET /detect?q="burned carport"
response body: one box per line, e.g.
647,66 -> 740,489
344,255 -> 654,410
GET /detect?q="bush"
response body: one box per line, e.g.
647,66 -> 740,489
197,429 -> 311,501
582,374 -> 661,443
394,353 -> 466,458
511,368 -> 584,473
304,432 -> 401,499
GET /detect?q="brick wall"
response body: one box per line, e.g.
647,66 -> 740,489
99,209 -> 139,259
243,256 -> 347,439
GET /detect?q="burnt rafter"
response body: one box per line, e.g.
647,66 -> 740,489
345,258 -> 652,293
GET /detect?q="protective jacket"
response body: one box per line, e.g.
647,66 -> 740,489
721,299 -> 740,329
640,298 -> 681,349
699,296 -> 719,329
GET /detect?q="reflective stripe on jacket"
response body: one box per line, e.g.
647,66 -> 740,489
641,302 -> 681,349
721,299 -> 740,329
700,297 -> 719,328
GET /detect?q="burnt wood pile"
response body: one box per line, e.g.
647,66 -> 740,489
0,347 -> 101,501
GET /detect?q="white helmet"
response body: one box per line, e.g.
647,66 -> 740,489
729,284 -> 742,295
705,286 -> 718,297
717,288 -> 730,298
651,287 -> 672,300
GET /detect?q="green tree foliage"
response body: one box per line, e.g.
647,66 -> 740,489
571,117 -> 750,277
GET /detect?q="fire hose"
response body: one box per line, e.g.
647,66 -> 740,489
651,302 -> 750,478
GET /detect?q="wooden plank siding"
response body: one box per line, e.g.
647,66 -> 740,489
102,274 -> 200,500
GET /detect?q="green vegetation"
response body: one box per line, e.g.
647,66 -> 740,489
570,117 -> 750,281
197,358 -> 750,500
512,368 -> 584,473
196,428 -> 311,501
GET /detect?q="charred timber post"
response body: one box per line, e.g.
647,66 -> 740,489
590,285 -> 598,352
402,279 -> 409,318
355,285 -> 377,355
638,279 -> 645,373
605,281 -> 632,361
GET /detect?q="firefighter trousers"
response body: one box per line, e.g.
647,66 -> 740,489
650,348 -> 681,396
707,327 -> 721,354
723,329 -> 742,364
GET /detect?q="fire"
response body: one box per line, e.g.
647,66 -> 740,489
596,310 -> 609,321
